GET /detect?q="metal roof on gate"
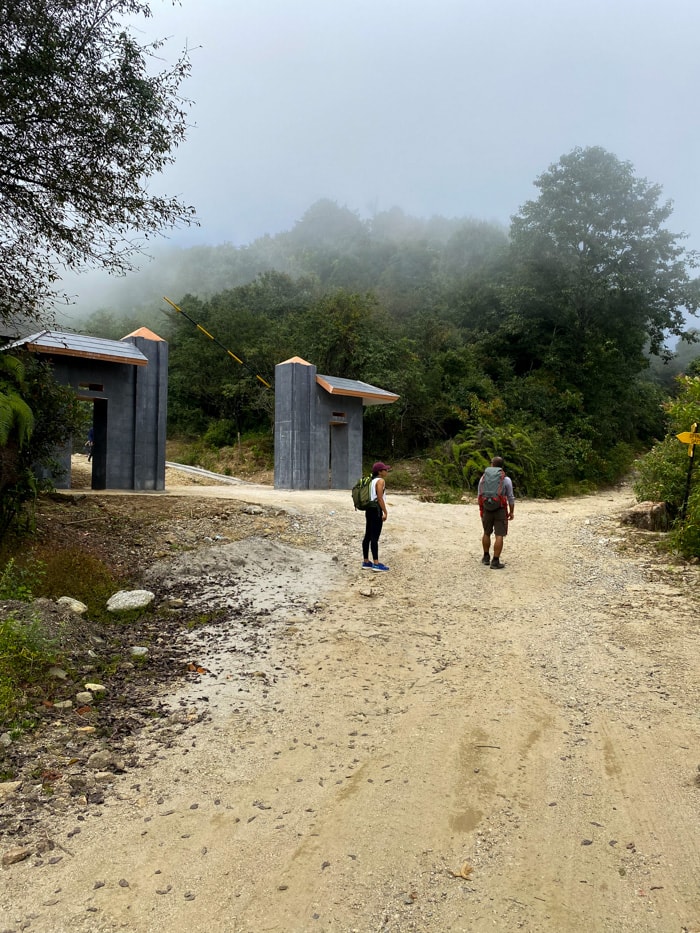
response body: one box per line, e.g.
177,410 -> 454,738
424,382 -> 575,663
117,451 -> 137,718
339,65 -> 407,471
6,330 -> 148,366
315,373 -> 400,406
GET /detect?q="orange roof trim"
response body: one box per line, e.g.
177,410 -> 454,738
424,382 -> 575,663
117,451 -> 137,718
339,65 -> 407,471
123,327 -> 165,341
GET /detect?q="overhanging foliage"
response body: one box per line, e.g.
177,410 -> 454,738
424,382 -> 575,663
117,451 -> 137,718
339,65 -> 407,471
0,0 -> 196,325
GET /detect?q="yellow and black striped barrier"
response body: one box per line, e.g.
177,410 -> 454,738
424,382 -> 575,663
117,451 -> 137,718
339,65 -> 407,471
162,296 -> 272,389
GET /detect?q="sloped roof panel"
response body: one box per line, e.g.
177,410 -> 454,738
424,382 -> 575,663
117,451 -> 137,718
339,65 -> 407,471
316,373 -> 399,406
6,330 -> 147,366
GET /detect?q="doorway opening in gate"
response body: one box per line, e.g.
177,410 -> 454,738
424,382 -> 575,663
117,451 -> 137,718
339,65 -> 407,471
71,396 -> 108,490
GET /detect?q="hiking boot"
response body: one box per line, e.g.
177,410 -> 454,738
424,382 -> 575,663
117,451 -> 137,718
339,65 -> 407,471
371,563 -> 390,572
481,553 -> 490,565
361,561 -> 374,570
490,557 -> 504,570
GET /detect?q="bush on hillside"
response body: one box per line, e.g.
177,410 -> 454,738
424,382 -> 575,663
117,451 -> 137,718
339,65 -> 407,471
633,376 -> 700,557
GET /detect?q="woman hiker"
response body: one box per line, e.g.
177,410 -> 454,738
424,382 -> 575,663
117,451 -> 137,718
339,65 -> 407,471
361,462 -> 391,572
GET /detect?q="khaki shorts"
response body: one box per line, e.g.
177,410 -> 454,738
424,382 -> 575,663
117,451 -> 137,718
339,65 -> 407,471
481,508 -> 508,537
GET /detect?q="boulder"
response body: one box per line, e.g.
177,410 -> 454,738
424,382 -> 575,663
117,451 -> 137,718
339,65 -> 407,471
57,596 -> 88,614
107,589 -> 155,612
620,501 -> 668,531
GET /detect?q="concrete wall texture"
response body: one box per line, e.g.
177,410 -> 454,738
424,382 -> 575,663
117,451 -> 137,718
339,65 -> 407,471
274,358 -> 364,490
127,334 -> 168,491
31,335 -> 392,493
48,332 -> 167,491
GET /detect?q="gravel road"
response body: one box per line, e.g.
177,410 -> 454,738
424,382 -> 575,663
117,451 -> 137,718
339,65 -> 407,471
1,481 -> 698,933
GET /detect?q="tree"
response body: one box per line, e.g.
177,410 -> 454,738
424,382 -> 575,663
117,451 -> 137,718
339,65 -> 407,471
295,290 -> 382,379
648,330 -> 700,388
510,146 -> 699,352
0,0 -> 195,327
287,200 -> 367,251
439,219 -> 509,281
505,146 -> 700,449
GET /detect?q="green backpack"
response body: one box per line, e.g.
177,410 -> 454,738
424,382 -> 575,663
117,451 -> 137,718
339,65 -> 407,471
351,475 -> 374,510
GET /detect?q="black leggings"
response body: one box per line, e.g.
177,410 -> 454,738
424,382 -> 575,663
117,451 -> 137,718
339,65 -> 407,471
362,507 -> 383,561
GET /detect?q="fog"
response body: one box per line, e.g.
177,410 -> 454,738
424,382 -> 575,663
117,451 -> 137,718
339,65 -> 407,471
58,0 -> 700,319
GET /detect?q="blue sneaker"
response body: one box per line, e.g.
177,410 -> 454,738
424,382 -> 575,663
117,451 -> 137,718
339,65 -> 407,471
371,563 -> 390,572
361,561 -> 374,570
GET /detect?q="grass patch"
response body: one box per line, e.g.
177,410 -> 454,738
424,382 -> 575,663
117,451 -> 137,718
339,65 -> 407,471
167,433 -> 274,478
381,465 -> 414,491
31,547 -> 122,619
433,489 -> 465,504
0,614 -> 60,731
0,557 -> 45,601
185,610 -> 227,631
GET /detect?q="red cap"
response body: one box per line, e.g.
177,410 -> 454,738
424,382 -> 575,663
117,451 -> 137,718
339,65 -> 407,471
372,462 -> 391,473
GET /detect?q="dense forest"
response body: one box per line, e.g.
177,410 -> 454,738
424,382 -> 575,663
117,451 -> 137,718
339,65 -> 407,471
76,147 -> 700,501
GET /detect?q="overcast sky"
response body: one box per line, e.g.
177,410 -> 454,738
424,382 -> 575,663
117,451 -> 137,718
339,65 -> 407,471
58,0 -> 700,314
138,0 -> 700,250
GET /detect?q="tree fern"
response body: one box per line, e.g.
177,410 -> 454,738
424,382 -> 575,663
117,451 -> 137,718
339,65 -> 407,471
0,354 -> 34,447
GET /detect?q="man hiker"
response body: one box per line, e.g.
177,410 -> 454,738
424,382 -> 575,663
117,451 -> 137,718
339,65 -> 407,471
478,456 -> 515,569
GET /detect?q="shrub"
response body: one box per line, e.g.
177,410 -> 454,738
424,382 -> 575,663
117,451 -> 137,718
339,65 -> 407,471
0,354 -> 85,536
32,547 -> 120,617
633,438 -> 688,508
381,465 -> 413,491
0,557 -> 45,601
0,615 -> 59,730
632,375 -> 700,557
671,487 -> 700,555
203,419 -> 238,448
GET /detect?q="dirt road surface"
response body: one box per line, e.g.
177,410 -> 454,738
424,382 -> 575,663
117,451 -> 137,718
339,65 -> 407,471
1,481 -> 699,933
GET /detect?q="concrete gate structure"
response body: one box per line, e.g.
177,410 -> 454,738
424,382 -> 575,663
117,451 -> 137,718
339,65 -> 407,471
274,356 -> 399,490
7,332 -> 397,493
9,327 -> 167,491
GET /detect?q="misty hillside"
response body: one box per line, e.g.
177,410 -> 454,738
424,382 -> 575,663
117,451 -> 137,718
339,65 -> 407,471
61,199 -> 509,326
53,153 -> 700,508
66,195 -> 697,392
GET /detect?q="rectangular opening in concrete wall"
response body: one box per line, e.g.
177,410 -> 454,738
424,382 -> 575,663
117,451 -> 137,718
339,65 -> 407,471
329,422 -> 349,489
91,397 -> 108,490
78,382 -> 104,392
71,399 -> 95,490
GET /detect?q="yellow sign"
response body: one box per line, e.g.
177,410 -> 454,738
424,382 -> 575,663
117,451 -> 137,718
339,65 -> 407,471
676,423 -> 699,456
676,432 -> 700,445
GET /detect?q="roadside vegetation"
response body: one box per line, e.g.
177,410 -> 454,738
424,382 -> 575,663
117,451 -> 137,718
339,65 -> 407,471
0,535 -> 129,734
0,0 -> 198,743
1,151 -> 699,558
0,557 -> 61,736
633,373 -> 700,557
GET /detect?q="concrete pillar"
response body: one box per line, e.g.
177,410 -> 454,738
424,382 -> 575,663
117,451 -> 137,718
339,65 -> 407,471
123,329 -> 168,491
274,357 -> 315,489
